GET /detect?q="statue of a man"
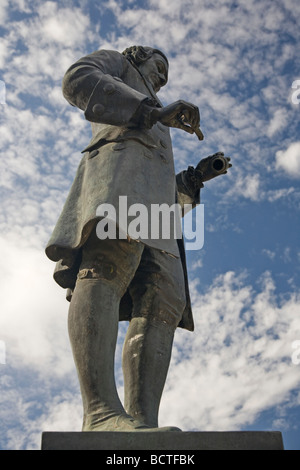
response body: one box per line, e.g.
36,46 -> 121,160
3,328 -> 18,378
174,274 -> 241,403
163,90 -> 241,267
45,45 -> 231,432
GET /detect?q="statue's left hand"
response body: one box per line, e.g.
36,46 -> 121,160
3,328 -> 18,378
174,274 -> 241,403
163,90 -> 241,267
195,152 -> 232,182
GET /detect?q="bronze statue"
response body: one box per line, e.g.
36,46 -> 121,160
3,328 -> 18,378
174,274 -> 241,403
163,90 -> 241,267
45,46 -> 231,432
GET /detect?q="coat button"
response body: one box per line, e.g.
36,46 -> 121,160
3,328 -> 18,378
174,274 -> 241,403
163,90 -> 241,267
160,139 -> 168,149
92,104 -> 105,116
113,142 -> 127,151
103,83 -> 116,94
89,149 -> 99,158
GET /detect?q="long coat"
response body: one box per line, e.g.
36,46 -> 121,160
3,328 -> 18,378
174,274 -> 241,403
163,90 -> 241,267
45,49 -> 200,332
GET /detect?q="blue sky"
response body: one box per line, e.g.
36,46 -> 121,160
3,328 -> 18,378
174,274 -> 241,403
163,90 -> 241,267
0,0 -> 300,450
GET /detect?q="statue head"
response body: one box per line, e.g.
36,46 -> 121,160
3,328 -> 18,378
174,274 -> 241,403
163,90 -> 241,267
122,46 -> 169,92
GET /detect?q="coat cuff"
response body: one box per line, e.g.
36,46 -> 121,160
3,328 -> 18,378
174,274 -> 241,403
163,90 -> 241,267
176,168 -> 202,208
84,74 -> 150,126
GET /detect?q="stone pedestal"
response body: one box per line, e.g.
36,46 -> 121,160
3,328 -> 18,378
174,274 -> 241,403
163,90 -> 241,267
41,431 -> 284,450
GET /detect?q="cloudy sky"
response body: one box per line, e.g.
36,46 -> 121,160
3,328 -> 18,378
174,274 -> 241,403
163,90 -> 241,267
0,0 -> 300,450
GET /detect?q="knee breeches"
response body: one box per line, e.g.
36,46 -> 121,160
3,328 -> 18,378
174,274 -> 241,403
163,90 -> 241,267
74,233 -> 186,329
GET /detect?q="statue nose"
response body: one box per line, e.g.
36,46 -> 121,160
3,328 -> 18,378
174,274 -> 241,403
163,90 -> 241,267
158,73 -> 167,86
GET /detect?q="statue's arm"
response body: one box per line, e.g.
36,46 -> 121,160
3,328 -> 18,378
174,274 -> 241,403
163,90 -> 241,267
176,152 -> 232,213
62,50 -> 154,127
176,169 -> 202,212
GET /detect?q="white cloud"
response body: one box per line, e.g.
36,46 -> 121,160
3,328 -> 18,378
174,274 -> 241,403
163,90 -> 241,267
0,233 -> 84,449
266,187 -> 295,202
0,341 -> 5,364
262,248 -> 276,260
159,271 -> 300,431
0,0 -> 9,27
0,79 -> 6,104
1,2 -> 98,105
0,235 -> 73,375
225,172 -> 261,201
0,380 -> 82,450
37,1 -> 91,48
275,142 -> 300,178
267,108 -> 289,138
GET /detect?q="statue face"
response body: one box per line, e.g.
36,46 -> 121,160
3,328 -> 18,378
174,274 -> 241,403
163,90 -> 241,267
138,53 -> 168,92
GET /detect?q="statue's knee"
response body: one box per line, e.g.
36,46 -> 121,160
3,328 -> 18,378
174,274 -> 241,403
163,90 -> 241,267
149,289 -> 186,329
77,264 -> 117,282
158,299 -> 186,328
73,262 -> 126,298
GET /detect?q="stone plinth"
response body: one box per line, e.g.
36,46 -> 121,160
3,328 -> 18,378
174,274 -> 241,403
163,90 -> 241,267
41,431 -> 284,450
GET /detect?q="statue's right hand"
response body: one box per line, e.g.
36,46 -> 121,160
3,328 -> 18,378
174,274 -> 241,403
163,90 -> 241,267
152,100 -> 200,134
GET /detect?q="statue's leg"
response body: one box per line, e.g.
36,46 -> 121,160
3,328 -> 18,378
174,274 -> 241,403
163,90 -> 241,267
68,234 -> 183,432
68,276 -> 124,430
68,234 -> 145,431
122,248 -> 186,428
122,317 -> 176,427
